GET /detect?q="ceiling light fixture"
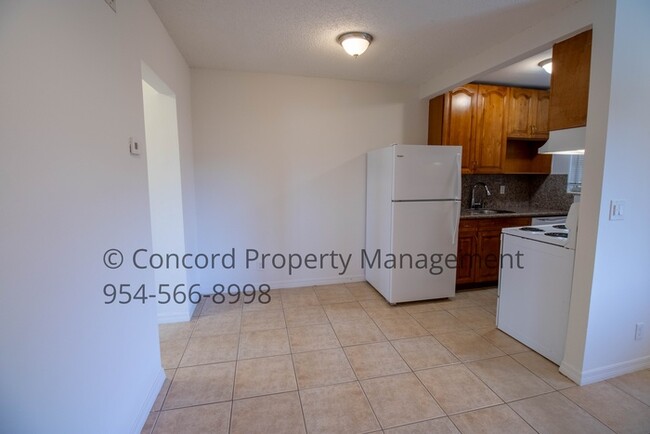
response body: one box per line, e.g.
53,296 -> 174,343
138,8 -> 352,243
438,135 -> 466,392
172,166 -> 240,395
538,58 -> 553,74
337,32 -> 373,57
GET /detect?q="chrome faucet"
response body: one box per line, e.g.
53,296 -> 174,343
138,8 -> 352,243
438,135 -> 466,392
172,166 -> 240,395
470,182 -> 492,209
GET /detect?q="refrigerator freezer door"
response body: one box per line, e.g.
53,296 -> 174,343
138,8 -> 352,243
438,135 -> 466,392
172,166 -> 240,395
388,200 -> 459,303
393,145 -> 462,201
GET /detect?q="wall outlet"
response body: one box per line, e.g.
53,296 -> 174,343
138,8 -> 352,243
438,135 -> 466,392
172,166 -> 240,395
499,185 -> 506,195
635,323 -> 644,341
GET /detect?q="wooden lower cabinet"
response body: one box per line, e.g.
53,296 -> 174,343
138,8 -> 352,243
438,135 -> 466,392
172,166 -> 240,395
456,216 -> 531,286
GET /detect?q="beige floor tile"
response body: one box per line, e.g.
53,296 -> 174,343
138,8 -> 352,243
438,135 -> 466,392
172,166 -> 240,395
288,324 -> 340,353
241,290 -> 283,312
281,292 -> 321,308
238,328 -> 290,359
361,300 -> 411,319
315,286 -> 356,304
233,354 -> 297,399
561,382 -> 650,434
300,382 -> 380,434
284,305 -> 329,328
344,342 -> 410,379
383,417 -> 460,434
481,303 -> 497,315
361,373 -> 444,429
141,411 -> 158,434
411,311 -> 469,335
160,338 -> 187,369
401,300 -> 446,314
509,392 -> 614,434
163,362 -> 235,409
293,348 -> 356,389
391,336 -> 459,371
608,369 -> 650,406
192,310 -> 241,337
447,307 -> 496,330
416,364 -> 502,415
466,356 -> 553,402
373,316 -> 429,340
158,322 -> 194,342
511,351 -> 575,390
433,298 -> 479,310
200,297 -> 242,316
153,402 -> 231,434
331,319 -> 386,346
240,309 -> 286,332
323,301 -> 371,323
450,404 -> 536,434
476,327 -> 529,355
345,283 -> 383,300
152,370 -> 175,412
435,330 -> 504,362
231,391 -> 306,434
179,333 -> 239,367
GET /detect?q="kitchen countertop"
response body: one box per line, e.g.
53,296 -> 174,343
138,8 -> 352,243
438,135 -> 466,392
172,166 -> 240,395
460,207 -> 568,219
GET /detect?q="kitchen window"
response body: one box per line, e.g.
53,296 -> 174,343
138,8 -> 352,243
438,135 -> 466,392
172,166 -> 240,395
567,155 -> 584,194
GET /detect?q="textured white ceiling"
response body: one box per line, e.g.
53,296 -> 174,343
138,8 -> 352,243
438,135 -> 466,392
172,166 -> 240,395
479,49 -> 552,89
148,0 -> 577,85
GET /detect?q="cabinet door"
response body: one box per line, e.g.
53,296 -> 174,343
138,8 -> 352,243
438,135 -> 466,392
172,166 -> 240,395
507,88 -> 535,138
474,85 -> 508,173
456,229 -> 477,285
475,228 -> 502,282
549,30 -> 592,130
532,90 -> 550,138
443,84 -> 478,173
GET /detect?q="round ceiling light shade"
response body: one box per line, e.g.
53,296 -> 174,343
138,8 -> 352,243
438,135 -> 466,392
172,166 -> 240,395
538,58 -> 552,74
337,32 -> 373,57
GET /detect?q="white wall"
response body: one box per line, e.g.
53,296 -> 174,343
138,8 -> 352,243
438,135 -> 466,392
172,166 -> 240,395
562,0 -> 650,383
191,70 -> 427,289
0,1 -> 195,433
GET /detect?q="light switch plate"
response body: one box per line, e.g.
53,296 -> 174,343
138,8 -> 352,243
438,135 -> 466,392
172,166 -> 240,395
129,137 -> 142,156
609,200 -> 625,221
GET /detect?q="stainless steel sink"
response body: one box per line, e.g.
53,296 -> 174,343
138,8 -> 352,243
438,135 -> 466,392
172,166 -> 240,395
467,209 -> 516,215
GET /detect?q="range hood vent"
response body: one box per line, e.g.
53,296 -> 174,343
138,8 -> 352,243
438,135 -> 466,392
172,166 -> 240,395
538,127 -> 586,155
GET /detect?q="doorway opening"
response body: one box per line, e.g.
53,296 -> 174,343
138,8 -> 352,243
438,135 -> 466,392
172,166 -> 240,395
141,62 -> 192,323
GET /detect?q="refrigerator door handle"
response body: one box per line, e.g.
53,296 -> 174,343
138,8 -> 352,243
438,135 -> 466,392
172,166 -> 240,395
455,152 -> 462,200
452,201 -> 460,245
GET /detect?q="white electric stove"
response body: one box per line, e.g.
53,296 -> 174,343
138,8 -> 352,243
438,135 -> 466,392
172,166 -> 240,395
497,204 -> 579,365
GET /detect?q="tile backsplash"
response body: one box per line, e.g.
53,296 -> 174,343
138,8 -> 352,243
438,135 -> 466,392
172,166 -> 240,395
461,174 -> 574,211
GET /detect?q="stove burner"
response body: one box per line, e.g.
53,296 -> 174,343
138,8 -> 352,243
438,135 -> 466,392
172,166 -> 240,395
553,224 -> 568,230
519,227 -> 545,232
545,232 -> 568,238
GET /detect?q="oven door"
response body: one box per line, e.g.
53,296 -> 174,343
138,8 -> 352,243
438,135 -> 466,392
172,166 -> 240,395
497,233 -> 574,365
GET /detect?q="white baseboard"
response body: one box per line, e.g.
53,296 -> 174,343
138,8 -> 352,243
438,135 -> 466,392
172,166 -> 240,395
131,368 -> 165,434
262,274 -> 366,290
157,309 -> 193,324
561,355 -> 650,385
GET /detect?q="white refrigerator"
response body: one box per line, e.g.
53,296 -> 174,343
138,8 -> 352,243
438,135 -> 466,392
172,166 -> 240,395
365,144 -> 462,304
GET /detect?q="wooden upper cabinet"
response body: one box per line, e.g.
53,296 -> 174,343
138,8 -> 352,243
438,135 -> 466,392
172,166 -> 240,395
428,83 -> 549,175
507,88 -> 550,139
549,29 -> 592,130
534,91 -> 550,136
474,85 -> 508,173
441,84 -> 478,173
